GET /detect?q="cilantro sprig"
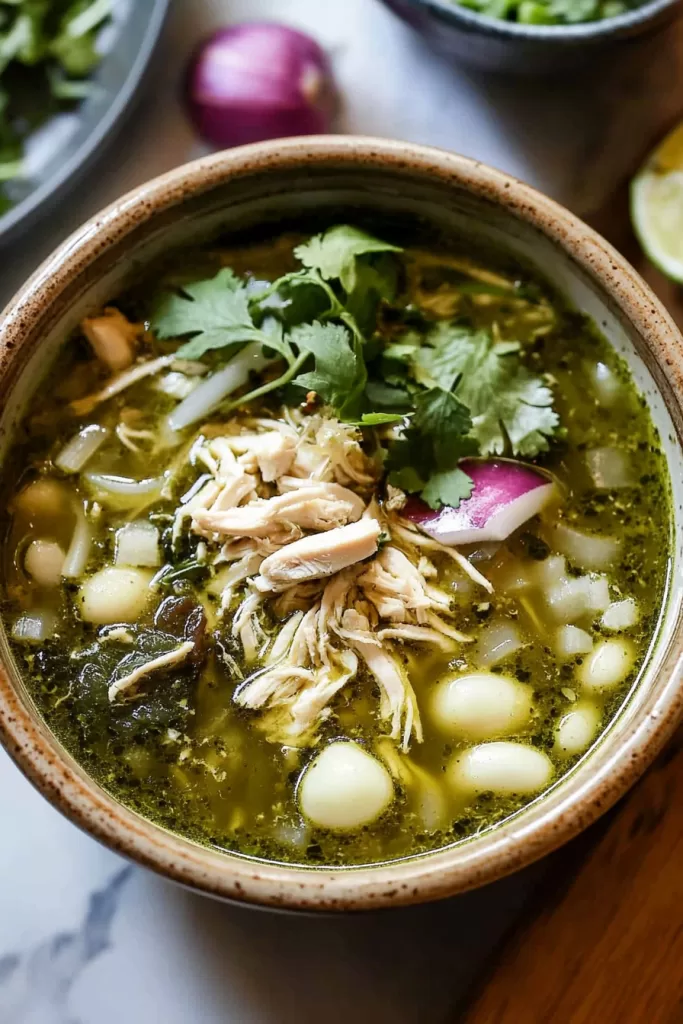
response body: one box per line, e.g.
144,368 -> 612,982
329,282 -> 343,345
149,224 -> 560,510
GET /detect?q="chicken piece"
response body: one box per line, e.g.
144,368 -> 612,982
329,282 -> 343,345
108,641 -> 195,702
358,545 -> 440,623
253,519 -> 381,593
225,432 -> 296,482
192,484 -> 365,540
347,612 -> 422,750
81,307 -> 142,372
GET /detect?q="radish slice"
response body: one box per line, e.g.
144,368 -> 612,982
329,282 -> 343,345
404,460 -> 555,546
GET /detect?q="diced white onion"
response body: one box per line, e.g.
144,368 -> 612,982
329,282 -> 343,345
554,702 -> 601,757
77,566 -> 154,624
586,447 -> 634,490
168,343 -> 274,432
55,425 -> 108,474
578,638 -> 635,692
497,561 -> 533,594
549,523 -> 621,572
449,741 -> 553,796
12,609 -> 58,643
84,472 -> 165,509
476,621 -> 524,667
601,598 -> 639,632
431,672 -> 533,739
533,554 -> 567,590
61,504 -> 92,579
24,539 -> 66,587
115,522 -> 161,568
554,625 -> 594,662
298,741 -> 394,831
590,361 -> 621,408
546,574 -> 610,623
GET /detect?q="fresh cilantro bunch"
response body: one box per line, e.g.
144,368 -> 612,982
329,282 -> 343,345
453,0 -> 636,24
0,0 -> 112,211
151,224 -> 560,511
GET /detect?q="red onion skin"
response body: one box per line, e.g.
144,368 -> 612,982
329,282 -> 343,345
186,23 -> 336,148
404,459 -> 555,545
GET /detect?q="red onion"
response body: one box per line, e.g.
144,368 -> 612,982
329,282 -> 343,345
186,23 -> 336,148
404,460 -> 556,546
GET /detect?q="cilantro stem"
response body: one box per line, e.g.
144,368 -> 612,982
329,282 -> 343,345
222,350 -> 310,413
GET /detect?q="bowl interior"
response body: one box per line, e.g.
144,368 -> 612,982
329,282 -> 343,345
1,146 -> 682,909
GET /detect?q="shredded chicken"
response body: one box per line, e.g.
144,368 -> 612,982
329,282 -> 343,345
108,641 -> 195,702
193,483 -> 365,541
155,409 -> 478,750
253,519 -> 381,593
81,308 -> 142,372
225,432 -> 296,482
346,612 -> 422,749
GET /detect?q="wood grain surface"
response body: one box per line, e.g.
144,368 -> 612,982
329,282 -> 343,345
462,732 -> 683,1023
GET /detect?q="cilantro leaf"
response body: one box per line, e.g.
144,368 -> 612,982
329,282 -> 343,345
294,225 -> 402,290
291,321 -> 367,419
411,322 -> 558,457
421,467 -> 474,510
151,268 -> 292,361
386,388 -> 477,509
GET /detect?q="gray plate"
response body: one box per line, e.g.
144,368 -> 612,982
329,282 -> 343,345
0,0 -> 169,246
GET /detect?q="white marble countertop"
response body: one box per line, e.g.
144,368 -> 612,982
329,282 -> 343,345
2,1 -> 683,1021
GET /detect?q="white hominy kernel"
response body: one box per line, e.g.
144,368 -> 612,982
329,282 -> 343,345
449,742 -> 553,796
578,638 -> 635,692
431,672 -> 533,740
298,742 -> 394,831
554,703 -> 601,757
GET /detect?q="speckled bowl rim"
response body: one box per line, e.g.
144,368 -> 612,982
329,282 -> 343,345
395,0 -> 682,42
0,136 -> 682,913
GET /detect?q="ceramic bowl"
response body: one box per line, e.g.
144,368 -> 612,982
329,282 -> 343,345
0,137 -> 682,912
379,0 -> 683,74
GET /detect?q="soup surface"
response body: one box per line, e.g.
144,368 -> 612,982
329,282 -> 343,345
0,222 -> 671,866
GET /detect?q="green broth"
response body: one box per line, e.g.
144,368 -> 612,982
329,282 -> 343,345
0,227 -> 671,866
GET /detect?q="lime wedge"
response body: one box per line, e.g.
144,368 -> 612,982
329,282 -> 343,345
631,122 -> 683,282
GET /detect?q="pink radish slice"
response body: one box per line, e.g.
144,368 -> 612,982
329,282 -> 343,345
404,460 -> 556,546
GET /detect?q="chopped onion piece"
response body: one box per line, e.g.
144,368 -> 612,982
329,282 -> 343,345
84,472 -> 165,509
554,625 -> 593,662
476,620 -> 524,667
168,343 -> 275,432
115,522 -> 161,568
404,459 -> 556,546
590,361 -> 621,408
546,574 -> 610,623
55,425 -> 109,473
548,523 -> 621,572
601,598 -> 639,632
533,554 -> 567,589
12,609 -> 58,643
586,447 -> 634,490
61,503 -> 92,579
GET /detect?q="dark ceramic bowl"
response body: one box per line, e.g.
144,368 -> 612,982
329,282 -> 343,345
0,0 -> 169,246
379,0 -> 683,73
